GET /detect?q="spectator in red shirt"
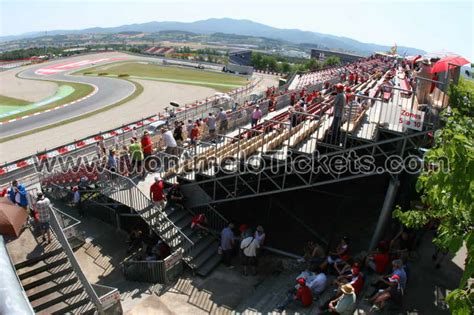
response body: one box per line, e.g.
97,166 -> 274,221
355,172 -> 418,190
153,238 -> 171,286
149,176 -> 166,208
290,92 -> 296,105
276,277 -> 313,311
141,130 -> 154,171
141,131 -> 154,156
191,213 -> 209,236
190,124 -> 200,146
366,242 -> 390,274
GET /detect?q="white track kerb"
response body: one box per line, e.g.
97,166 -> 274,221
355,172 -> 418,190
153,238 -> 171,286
0,85 -> 99,126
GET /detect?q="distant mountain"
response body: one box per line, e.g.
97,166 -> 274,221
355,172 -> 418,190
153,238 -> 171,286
0,18 -> 425,56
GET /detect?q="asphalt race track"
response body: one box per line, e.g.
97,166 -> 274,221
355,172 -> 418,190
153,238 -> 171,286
0,57 -> 136,138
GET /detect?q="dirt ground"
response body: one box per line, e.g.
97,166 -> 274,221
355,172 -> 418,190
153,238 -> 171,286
0,66 -> 58,102
0,79 -> 217,162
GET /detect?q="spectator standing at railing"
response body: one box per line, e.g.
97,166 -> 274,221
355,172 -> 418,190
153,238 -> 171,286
186,120 -> 194,139
251,105 -> 262,128
107,149 -> 118,172
35,192 -> 51,244
217,107 -> 228,135
113,134 -> 120,151
131,126 -> 138,140
206,113 -> 217,141
161,128 -> 178,156
72,186 -> 84,218
8,180 -> 28,210
190,123 -> 200,146
141,131 -> 154,172
330,83 -> 346,145
173,121 -> 184,146
129,139 -> 144,177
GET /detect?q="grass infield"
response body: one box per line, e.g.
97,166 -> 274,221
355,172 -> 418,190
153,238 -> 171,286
77,62 -> 248,92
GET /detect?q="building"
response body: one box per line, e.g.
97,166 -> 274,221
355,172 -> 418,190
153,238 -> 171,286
311,48 -> 363,64
229,50 -> 252,66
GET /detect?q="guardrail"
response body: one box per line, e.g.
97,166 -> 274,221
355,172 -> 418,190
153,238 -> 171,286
98,169 -> 194,248
121,248 -> 183,284
48,204 -> 105,313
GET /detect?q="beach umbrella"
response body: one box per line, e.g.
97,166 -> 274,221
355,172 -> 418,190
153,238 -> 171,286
0,197 -> 28,237
431,56 -> 470,73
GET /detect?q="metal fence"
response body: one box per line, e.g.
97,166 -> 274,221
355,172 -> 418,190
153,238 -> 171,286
121,248 -> 183,284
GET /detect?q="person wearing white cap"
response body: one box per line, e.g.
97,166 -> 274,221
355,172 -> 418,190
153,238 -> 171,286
251,105 -> 262,128
149,176 -> 166,209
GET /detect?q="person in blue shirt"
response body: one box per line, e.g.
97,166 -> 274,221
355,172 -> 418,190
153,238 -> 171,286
220,222 -> 235,268
8,180 -> 28,210
107,149 -> 118,172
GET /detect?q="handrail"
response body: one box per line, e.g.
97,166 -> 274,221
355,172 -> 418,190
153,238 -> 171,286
99,168 -> 194,247
48,204 -> 104,313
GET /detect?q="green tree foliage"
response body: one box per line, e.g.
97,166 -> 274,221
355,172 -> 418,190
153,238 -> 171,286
305,58 -> 322,71
323,56 -> 341,67
280,62 -> 291,73
0,47 -> 66,60
393,79 -> 474,314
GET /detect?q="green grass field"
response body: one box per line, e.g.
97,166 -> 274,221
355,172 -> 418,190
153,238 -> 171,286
0,82 -> 94,122
77,62 -> 248,92
0,95 -> 30,106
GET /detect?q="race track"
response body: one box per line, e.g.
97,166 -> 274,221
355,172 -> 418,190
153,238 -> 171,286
0,54 -> 136,138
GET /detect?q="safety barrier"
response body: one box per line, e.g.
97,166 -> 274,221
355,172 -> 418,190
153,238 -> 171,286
121,248 -> 183,284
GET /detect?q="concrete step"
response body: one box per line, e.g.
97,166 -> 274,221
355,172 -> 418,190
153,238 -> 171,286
195,253 -> 221,277
18,257 -> 69,281
14,248 -> 64,270
51,298 -> 94,315
23,267 -> 74,291
188,240 -> 219,270
28,277 -> 78,302
33,287 -> 84,313
184,236 -> 215,262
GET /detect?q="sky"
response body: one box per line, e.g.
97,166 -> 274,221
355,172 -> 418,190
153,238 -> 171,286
0,0 -> 473,60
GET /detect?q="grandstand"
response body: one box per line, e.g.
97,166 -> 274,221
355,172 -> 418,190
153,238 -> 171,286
1,54 -> 453,313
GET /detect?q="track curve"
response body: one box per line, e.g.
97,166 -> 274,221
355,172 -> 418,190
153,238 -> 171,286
0,56 -> 136,138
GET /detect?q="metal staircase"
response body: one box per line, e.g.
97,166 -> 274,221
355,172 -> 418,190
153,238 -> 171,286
96,169 -> 222,276
13,204 -> 103,314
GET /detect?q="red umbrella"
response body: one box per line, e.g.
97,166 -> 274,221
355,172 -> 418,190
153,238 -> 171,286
431,56 -> 470,73
0,197 -> 28,237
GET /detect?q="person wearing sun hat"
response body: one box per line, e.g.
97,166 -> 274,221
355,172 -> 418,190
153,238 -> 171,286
328,283 -> 356,315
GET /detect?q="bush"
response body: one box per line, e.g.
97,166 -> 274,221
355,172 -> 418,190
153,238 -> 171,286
98,72 -> 109,76
118,74 -> 129,78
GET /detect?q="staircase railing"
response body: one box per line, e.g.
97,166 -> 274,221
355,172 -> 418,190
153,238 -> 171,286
98,169 -> 194,250
188,205 -> 229,234
48,204 -> 104,313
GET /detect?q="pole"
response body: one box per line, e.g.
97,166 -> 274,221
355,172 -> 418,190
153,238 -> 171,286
369,178 -> 400,251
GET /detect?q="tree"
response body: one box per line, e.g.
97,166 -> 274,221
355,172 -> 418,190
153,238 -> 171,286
280,62 -> 291,73
305,58 -> 322,71
323,56 -> 341,67
393,78 -> 474,314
